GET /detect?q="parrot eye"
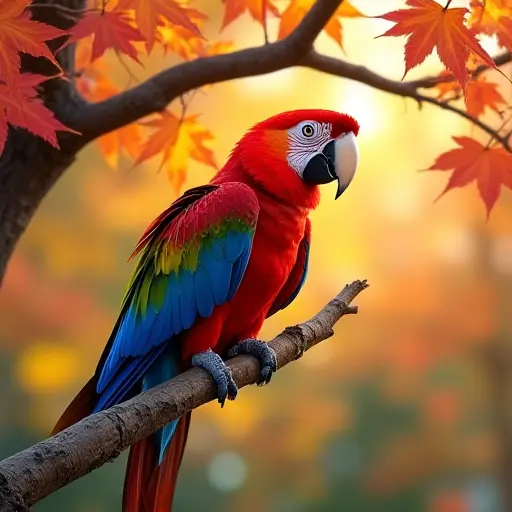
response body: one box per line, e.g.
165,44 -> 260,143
301,124 -> 315,137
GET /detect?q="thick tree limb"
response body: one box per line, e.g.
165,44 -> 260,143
68,0 -> 345,141
0,279 -> 369,510
0,0 -> 85,285
69,25 -> 511,150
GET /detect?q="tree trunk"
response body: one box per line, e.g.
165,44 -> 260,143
0,0 -> 86,284
0,133 -> 78,282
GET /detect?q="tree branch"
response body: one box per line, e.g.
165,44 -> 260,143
67,0 -> 346,142
300,51 -> 512,151
67,6 -> 512,152
0,280 -> 369,510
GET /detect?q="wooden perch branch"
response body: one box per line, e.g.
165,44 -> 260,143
0,279 -> 369,511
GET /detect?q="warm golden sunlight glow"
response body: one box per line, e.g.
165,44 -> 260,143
1,0 -> 511,511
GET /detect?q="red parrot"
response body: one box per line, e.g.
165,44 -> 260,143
52,109 -> 360,511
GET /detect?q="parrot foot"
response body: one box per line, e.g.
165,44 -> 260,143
227,338 -> 277,386
192,350 -> 238,407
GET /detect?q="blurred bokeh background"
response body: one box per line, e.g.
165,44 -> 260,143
1,0 -> 512,510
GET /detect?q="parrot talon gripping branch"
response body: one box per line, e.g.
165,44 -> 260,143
227,338 -> 278,385
50,109 -> 360,512
191,350 -> 238,406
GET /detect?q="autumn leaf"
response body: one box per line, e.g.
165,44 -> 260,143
465,75 -> 506,117
278,0 -> 363,49
136,111 -> 218,193
376,0 -> 496,87
468,0 -> 512,49
222,0 -> 280,30
0,74 -> 79,155
158,8 -> 207,59
204,41 -> 235,57
433,70 -> 462,99
115,0 -> 202,53
65,11 -> 146,64
0,0 -> 67,90
428,136 -> 512,215
159,11 -> 232,60
75,45 -> 142,168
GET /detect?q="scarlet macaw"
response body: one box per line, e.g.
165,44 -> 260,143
53,109 -> 360,511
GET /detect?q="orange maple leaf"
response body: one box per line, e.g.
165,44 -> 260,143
202,41 -> 235,58
136,111 -> 217,194
465,75 -> 506,118
75,42 -> 142,168
376,0 -> 496,86
222,0 -> 280,30
0,73 -> 78,155
428,136 -> 512,215
497,16 -> 512,49
115,0 -> 202,53
158,7 -> 207,59
0,0 -> 66,89
278,0 -> 363,49
65,11 -> 146,64
434,70 -> 462,99
468,0 -> 512,49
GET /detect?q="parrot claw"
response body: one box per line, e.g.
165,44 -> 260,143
192,350 -> 238,407
227,338 -> 277,386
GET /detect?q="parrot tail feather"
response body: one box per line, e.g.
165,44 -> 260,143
51,376 -> 98,435
123,412 -> 191,512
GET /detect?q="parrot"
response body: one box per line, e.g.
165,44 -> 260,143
52,109 -> 360,512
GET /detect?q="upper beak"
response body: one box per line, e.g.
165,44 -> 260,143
301,131 -> 359,199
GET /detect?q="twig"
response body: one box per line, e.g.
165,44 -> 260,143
486,111 -> 512,148
114,51 -> 140,87
0,280 -> 369,509
262,0 -> 269,44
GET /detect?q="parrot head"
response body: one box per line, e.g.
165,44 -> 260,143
229,109 -> 360,209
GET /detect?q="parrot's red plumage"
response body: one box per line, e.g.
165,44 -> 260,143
53,109 -> 360,512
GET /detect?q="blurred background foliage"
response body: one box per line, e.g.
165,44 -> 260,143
1,0 -> 512,510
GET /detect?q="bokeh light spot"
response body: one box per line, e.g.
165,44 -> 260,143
207,451 -> 248,492
15,341 -> 79,394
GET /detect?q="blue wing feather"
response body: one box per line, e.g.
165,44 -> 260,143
93,184 -> 259,424
179,270 -> 197,331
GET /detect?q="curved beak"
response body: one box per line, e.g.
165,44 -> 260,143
302,131 -> 359,199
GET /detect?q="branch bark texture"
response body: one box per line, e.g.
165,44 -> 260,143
0,279 -> 369,510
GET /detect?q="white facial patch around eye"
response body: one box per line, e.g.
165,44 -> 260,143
287,121 -> 333,176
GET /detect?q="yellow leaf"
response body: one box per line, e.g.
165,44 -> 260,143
278,0 -> 364,49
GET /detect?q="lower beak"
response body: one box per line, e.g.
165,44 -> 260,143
301,131 -> 359,199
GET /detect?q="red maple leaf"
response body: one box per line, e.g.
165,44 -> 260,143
65,11 -> 146,64
0,74 -> 79,155
116,0 -> 202,53
222,0 -> 280,30
428,136 -> 512,215
0,0 -> 67,90
468,0 -> 512,49
376,0 -> 496,86
136,111 -> 217,194
465,76 -> 506,118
